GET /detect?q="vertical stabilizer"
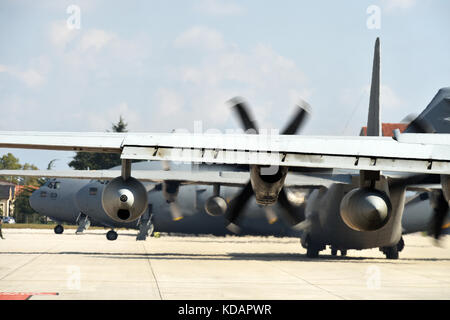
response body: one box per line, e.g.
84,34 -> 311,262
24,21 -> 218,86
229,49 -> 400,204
366,37 -> 381,136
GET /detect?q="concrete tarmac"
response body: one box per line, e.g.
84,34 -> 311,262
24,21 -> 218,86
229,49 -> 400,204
0,229 -> 449,300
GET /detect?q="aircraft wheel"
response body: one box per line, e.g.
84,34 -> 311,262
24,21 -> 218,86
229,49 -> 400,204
307,246 -> 319,258
331,248 -> 338,256
340,250 -> 347,257
397,237 -> 405,252
106,230 -> 118,241
54,225 -> 64,234
384,246 -> 399,260
305,236 -> 320,258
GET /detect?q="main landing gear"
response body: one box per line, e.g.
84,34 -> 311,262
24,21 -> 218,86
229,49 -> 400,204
380,237 -> 404,260
303,235 -> 325,258
54,224 -> 64,234
106,230 -> 118,241
331,247 -> 347,257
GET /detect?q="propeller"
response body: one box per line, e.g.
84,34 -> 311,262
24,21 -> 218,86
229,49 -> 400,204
429,190 -> 449,241
225,98 -> 309,229
402,114 -> 450,240
160,161 -> 184,221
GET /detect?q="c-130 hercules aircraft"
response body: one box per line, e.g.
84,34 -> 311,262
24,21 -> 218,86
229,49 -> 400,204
0,38 -> 449,259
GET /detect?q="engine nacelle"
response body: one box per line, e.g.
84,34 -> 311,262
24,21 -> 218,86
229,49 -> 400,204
205,196 -> 228,216
102,176 -> 148,223
250,165 -> 288,205
340,188 -> 392,232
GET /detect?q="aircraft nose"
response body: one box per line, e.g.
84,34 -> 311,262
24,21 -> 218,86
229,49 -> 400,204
29,188 -> 42,212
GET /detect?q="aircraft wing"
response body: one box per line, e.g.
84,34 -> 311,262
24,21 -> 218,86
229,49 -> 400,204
1,131 -> 450,174
0,169 -> 352,188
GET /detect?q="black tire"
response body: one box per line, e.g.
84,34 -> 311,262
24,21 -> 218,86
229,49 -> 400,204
331,248 -> 338,256
106,230 -> 118,241
305,235 -> 319,258
397,237 -> 405,252
385,246 -> 399,260
307,246 -> 319,258
54,225 -> 64,234
340,250 -> 347,257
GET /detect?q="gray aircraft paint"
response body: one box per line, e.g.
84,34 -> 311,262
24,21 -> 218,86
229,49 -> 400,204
405,87 -> 450,134
30,161 -> 302,236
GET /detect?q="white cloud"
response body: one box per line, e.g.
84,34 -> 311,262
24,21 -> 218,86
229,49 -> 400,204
380,84 -> 403,108
381,0 -> 416,12
158,27 -> 311,130
0,61 -> 47,88
79,29 -> 114,52
49,20 -> 77,49
155,88 -> 185,117
195,0 -> 245,16
174,26 -> 225,51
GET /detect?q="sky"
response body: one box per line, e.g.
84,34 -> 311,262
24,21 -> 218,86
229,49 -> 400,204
0,0 -> 449,170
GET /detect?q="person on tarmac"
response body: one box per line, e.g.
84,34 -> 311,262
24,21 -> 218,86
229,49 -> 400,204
0,218 -> 5,239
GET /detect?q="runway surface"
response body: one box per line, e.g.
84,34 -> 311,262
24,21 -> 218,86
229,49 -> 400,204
0,229 -> 449,300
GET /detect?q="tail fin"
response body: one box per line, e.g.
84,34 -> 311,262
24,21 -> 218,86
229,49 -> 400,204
405,87 -> 450,133
366,37 -> 381,136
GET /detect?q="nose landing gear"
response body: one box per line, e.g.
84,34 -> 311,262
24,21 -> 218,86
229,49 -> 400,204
380,237 -> 404,260
54,225 -> 64,234
106,230 -> 118,241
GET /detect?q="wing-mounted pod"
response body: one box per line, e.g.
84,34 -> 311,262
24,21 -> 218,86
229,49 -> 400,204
340,187 -> 392,231
204,184 -> 228,216
101,159 -> 148,223
102,176 -> 148,222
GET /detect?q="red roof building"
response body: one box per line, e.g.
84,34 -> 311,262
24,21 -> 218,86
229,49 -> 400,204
360,123 -> 408,137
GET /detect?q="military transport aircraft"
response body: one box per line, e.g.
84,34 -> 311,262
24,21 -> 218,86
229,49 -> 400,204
24,161 -> 320,240
0,38 -> 449,259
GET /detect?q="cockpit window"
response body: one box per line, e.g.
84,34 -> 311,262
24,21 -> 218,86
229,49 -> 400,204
47,181 -> 60,189
95,180 -> 110,185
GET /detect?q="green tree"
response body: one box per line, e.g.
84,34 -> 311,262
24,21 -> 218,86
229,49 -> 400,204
0,153 -> 22,184
0,153 -> 43,223
14,186 -> 39,223
69,116 -> 128,170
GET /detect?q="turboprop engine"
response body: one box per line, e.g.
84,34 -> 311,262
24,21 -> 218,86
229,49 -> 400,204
250,165 -> 288,205
340,188 -> 392,232
205,196 -> 228,216
102,176 -> 148,223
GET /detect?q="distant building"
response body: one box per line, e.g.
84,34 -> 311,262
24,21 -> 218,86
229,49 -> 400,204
360,123 -> 408,137
0,181 -> 16,217
0,182 -> 39,218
